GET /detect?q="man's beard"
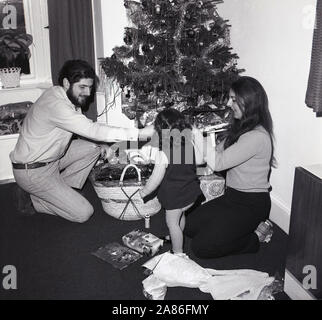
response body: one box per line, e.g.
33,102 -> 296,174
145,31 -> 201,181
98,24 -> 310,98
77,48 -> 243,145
66,87 -> 90,110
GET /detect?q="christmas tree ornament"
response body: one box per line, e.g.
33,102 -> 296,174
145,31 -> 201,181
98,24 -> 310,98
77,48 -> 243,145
197,1 -> 203,8
188,29 -> 195,37
181,75 -> 188,84
124,34 -> 133,45
155,4 -> 161,14
204,20 -> 215,31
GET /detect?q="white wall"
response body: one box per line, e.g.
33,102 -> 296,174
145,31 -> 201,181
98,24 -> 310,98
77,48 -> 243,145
94,0 -> 135,127
218,0 -> 322,229
100,0 -> 128,57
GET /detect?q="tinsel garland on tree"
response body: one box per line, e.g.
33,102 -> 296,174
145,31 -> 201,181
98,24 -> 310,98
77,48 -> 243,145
100,0 -> 244,128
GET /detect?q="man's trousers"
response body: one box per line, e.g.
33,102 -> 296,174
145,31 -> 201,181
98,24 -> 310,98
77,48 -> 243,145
13,139 -> 101,223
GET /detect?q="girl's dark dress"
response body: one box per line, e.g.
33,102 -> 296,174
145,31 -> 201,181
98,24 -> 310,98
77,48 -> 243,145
157,139 -> 202,210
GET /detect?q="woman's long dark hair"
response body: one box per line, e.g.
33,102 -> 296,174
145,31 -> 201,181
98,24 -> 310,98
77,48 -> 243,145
224,76 -> 276,168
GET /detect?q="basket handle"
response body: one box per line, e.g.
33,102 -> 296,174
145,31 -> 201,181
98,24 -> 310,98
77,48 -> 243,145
119,164 -> 142,186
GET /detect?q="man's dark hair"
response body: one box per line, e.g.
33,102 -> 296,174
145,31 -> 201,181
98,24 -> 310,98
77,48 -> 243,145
58,60 -> 97,88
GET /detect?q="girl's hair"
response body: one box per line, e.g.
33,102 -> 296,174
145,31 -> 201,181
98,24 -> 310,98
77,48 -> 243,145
154,108 -> 192,150
224,76 -> 276,168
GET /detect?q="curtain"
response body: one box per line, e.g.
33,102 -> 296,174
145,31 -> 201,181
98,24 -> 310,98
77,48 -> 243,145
305,0 -> 322,117
47,0 -> 97,121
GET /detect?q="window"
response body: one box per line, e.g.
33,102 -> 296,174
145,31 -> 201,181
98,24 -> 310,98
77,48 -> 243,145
0,0 -> 51,85
0,0 -> 30,73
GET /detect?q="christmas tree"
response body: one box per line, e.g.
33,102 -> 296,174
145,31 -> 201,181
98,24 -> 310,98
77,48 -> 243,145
100,0 -> 244,128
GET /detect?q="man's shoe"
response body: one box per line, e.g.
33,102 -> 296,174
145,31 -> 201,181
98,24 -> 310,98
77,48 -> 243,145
13,185 -> 37,216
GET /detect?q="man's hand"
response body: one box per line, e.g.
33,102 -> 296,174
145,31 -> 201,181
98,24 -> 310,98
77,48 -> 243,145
99,144 -> 114,160
138,125 -> 155,140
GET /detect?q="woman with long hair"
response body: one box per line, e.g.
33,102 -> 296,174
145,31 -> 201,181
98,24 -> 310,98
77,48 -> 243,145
185,76 -> 276,258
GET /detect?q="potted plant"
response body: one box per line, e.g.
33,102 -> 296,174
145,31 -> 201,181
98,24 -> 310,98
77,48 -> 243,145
0,30 -> 33,88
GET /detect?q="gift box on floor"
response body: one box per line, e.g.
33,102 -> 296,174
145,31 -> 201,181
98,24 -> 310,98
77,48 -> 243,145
122,229 -> 164,256
199,173 -> 225,203
92,242 -> 143,270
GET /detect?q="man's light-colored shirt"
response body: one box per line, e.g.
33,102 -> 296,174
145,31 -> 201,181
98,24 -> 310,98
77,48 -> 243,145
10,86 -> 139,164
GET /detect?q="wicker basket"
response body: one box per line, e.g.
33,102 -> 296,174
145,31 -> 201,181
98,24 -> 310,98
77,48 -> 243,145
0,67 -> 21,88
91,164 -> 161,221
199,173 -> 225,203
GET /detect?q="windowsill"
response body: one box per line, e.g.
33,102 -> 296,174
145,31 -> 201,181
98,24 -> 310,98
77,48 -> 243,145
0,80 -> 51,105
0,134 -> 19,140
0,80 -> 52,93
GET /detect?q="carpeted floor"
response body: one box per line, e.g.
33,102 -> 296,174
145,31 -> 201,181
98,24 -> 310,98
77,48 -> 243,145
0,180 -> 289,300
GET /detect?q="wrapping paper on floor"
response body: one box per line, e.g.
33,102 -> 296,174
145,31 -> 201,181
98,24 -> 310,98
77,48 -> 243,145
142,252 -> 275,300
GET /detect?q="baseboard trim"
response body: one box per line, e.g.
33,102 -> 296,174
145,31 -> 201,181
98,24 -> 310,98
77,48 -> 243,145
269,194 -> 290,234
284,269 -> 316,300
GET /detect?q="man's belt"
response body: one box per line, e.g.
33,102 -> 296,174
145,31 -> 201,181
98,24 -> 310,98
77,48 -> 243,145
12,162 -> 51,169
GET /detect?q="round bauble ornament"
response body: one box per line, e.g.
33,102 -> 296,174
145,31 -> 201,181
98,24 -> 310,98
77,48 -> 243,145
124,35 -> 133,45
188,29 -> 195,37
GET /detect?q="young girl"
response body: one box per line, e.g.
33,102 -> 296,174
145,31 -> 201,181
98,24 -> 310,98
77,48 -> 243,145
139,109 -> 203,256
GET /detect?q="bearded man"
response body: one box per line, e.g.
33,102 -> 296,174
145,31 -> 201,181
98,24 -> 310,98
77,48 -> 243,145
10,60 -> 153,223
